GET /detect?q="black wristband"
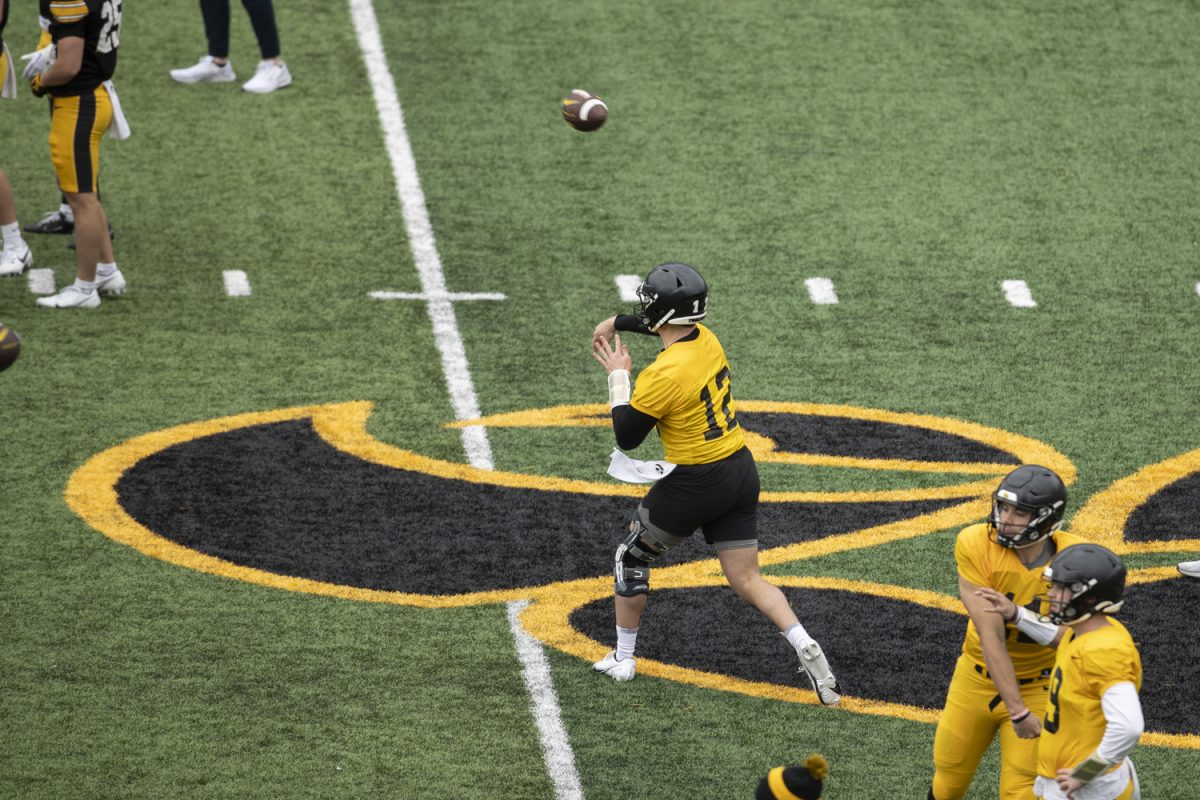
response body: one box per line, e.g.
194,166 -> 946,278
614,314 -> 652,335
1010,709 -> 1031,724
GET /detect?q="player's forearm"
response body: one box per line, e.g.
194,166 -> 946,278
978,632 -> 1028,716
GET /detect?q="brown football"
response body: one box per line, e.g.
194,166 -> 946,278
0,322 -> 21,372
561,89 -> 608,132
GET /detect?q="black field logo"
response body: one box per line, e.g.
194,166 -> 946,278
66,401 -> 1200,749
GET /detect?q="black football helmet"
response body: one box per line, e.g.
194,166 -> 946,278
636,262 -> 708,331
986,465 -> 1067,549
1042,543 -> 1126,625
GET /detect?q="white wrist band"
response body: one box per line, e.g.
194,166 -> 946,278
1012,606 -> 1059,646
607,369 -> 631,407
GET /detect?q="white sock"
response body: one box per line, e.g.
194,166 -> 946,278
97,262 -> 118,277
60,202 -> 74,222
73,278 -> 97,294
2,222 -> 22,248
784,623 -> 814,654
616,625 -> 638,660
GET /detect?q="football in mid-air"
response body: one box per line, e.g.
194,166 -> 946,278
0,322 -> 21,372
562,89 -> 608,132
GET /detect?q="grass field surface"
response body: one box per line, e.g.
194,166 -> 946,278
2,2 -> 1199,798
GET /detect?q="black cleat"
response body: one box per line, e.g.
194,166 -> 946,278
67,223 -> 117,250
24,210 -> 74,234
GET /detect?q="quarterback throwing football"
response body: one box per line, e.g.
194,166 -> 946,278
589,262 -> 840,705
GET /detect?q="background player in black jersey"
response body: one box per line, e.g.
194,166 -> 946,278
590,262 -> 841,705
31,0 -> 126,308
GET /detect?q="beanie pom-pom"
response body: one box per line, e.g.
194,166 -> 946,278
804,754 -> 829,781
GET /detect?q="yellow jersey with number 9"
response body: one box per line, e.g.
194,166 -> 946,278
1038,618 -> 1142,779
630,324 -> 745,465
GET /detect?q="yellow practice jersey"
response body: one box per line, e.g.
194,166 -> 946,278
1038,618 -> 1142,778
630,324 -> 746,465
956,524 -> 1086,677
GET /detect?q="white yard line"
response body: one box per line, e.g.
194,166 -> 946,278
349,0 -> 493,470
349,5 -> 582,796
615,274 -> 642,302
804,277 -> 838,305
507,601 -> 586,800
1001,279 -> 1037,308
369,290 -> 506,302
222,270 -> 252,297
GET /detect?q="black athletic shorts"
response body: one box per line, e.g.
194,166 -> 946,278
641,446 -> 759,549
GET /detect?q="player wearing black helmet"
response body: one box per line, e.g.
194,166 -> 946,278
928,465 -> 1084,800
974,544 -> 1143,800
589,262 -> 841,706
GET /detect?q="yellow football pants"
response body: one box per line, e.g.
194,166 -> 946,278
931,655 -> 1051,800
49,86 -> 113,194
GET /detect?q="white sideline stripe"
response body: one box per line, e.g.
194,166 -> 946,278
27,268 -> 56,295
1195,282 -> 1200,298
369,290 -> 507,301
615,274 -> 642,302
349,0 -> 493,471
1001,279 -> 1037,308
805,277 -> 838,305
507,601 -> 586,800
223,270 -> 252,297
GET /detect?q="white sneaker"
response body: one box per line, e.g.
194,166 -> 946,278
0,242 -> 33,277
1179,560 -> 1200,580
593,651 -> 636,682
797,641 -> 841,705
36,285 -> 101,309
170,56 -> 236,84
242,60 -> 292,94
96,268 -> 127,296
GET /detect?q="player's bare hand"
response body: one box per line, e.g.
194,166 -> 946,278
592,316 -> 617,348
593,332 -> 631,374
1056,768 -> 1084,799
1012,711 -> 1042,739
974,587 -> 1018,620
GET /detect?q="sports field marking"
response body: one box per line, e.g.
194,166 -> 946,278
346,5 -> 579,795
1195,281 -> 1199,298
615,274 -> 642,302
1001,279 -> 1037,308
507,600 -> 586,800
805,277 -> 838,305
27,268 -> 56,295
222,270 -> 252,297
349,0 -> 493,470
369,290 -> 506,302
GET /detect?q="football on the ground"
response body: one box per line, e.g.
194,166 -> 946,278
562,89 -> 608,132
0,323 -> 21,372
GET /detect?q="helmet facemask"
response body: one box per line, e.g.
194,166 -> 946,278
1039,543 -> 1127,625
987,490 -> 1063,549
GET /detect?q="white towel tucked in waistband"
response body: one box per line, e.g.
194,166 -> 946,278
103,80 -> 130,140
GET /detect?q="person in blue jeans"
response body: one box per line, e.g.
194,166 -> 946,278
169,0 -> 291,94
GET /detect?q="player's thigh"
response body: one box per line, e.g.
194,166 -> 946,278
48,90 -> 112,194
932,661 -> 1002,798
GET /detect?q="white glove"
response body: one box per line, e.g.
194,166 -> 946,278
21,44 -> 56,80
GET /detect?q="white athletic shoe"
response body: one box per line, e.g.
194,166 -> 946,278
36,285 -> 101,309
797,641 -> 841,706
593,651 -> 636,682
0,242 -> 33,277
95,268 -> 127,296
1179,560 -> 1200,580
170,56 -> 236,84
242,60 -> 292,94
